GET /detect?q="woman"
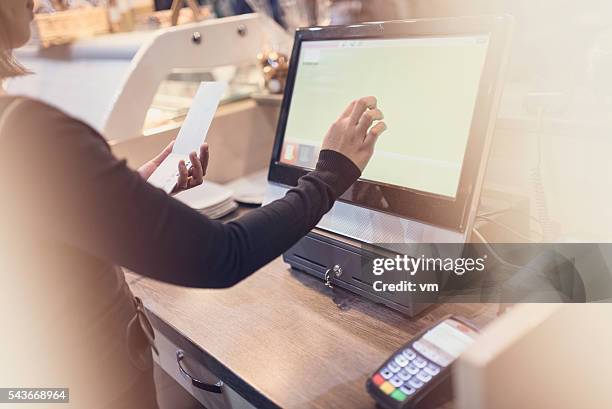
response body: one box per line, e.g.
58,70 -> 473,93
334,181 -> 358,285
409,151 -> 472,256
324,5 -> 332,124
0,1 -> 386,408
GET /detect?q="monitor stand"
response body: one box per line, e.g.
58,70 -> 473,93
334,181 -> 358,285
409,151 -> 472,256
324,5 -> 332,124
264,183 -> 469,317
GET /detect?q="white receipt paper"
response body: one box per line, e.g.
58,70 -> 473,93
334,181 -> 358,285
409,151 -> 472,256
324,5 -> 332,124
148,81 -> 227,193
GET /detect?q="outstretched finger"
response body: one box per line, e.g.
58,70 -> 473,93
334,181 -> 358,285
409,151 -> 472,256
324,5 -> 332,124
177,160 -> 189,190
189,152 -> 203,186
199,143 -> 209,176
340,100 -> 357,118
364,121 -> 387,147
358,108 -> 384,132
151,141 -> 175,165
350,96 -> 377,124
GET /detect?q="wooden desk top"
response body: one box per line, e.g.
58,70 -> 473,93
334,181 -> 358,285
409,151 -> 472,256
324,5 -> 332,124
128,255 -> 498,409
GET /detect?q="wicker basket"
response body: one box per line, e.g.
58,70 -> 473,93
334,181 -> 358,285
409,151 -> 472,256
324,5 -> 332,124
34,7 -> 111,48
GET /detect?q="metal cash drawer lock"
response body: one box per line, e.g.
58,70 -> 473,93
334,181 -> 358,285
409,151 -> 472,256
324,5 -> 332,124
324,264 -> 343,288
237,24 -> 248,37
191,31 -> 202,45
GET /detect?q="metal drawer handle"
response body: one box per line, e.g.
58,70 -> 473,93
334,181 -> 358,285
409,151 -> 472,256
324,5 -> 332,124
176,350 -> 223,394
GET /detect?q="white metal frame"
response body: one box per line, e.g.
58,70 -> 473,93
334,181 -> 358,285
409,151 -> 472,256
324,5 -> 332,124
104,13 -> 290,140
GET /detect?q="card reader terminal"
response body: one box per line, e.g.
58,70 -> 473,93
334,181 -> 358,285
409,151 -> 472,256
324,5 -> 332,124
366,316 -> 479,408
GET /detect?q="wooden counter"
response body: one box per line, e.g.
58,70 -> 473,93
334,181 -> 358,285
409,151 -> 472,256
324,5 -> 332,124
127,251 -> 497,409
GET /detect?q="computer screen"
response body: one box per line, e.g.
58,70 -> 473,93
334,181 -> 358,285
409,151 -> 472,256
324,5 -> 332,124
279,35 -> 490,198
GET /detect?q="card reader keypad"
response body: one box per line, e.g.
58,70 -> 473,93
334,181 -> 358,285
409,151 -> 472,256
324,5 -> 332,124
370,348 -> 440,403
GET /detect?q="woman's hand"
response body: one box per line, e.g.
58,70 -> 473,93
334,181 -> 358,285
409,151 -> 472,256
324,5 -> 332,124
321,96 -> 387,171
138,141 -> 210,193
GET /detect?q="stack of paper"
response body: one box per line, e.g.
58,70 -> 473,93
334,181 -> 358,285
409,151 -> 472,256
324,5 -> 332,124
223,169 -> 269,205
174,182 -> 238,219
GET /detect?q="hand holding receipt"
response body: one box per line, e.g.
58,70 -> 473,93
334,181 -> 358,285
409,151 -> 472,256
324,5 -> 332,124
147,82 -> 227,194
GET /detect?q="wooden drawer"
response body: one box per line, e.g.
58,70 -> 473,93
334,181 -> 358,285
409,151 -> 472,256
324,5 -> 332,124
152,327 -> 255,409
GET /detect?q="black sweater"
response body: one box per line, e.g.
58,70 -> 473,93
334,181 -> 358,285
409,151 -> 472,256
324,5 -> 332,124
0,97 -> 360,407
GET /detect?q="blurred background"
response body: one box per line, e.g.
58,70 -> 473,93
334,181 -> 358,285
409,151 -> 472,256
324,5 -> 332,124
11,0 -> 612,243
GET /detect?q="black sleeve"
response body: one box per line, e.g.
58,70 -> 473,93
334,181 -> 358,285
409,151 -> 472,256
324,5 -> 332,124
2,99 -> 360,288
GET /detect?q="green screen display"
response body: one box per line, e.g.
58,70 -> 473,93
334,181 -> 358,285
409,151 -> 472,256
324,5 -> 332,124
280,36 -> 490,198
